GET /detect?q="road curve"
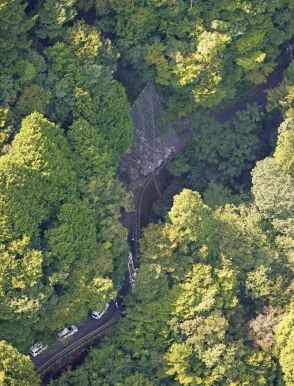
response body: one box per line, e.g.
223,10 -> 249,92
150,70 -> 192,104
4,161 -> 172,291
35,302 -> 120,374
32,56 -> 290,382
34,278 -> 131,378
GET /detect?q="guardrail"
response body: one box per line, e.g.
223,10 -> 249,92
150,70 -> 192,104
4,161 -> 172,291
37,314 -> 120,378
37,153 -> 178,382
36,55 -> 290,381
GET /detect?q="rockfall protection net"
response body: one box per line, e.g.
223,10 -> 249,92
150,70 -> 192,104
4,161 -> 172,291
130,81 -> 178,176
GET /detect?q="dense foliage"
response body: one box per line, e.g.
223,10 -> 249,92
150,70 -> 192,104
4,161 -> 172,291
49,53 -> 294,385
0,340 -> 39,386
86,0 -> 293,115
0,0 -> 133,357
52,113 -> 293,385
168,104 -> 265,190
0,0 -> 293,384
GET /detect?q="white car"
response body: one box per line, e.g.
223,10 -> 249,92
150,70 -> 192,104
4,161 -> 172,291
30,343 -> 48,357
91,303 -> 109,320
57,325 -> 78,339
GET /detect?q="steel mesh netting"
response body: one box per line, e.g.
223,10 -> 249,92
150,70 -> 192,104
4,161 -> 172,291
130,81 -> 178,176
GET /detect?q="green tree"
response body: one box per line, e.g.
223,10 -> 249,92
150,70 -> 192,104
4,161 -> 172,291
11,113 -> 77,202
44,42 -> 83,123
165,339 -> 275,386
178,311 -> 228,355
35,0 -> 77,40
251,158 -> 294,236
45,200 -> 98,273
0,1 -> 33,59
0,112 -> 77,242
0,318 -> 38,354
203,182 -> 250,209
0,157 -> 51,242
168,189 -> 219,257
44,40 -> 131,163
0,0 -> 35,104
0,340 -> 39,386
38,261 -> 115,331
165,342 -> 194,385
267,62 -> 294,118
0,237 -> 50,321
35,199 -> 118,332
78,80 -> 132,165
169,105 -> 263,188
68,118 -> 110,180
50,183 -> 286,385
132,263 -> 168,303
174,263 -> 237,320
77,0 -> 113,14
274,117 -> 294,177
139,221 -> 191,280
122,372 -> 153,386
82,171 -> 131,282
174,30 -> 231,107
16,84 -> 52,117
103,0 -> 292,114
216,202 -> 290,292
0,106 -> 14,149
246,265 -> 287,304
276,303 -> 294,385
64,21 -> 103,64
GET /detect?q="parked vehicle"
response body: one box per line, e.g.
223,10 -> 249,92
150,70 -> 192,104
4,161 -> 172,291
57,325 -> 78,339
30,343 -> 48,357
91,303 -> 109,320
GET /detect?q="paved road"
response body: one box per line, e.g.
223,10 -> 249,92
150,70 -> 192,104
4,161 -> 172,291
33,279 -> 130,376
32,57 -> 290,380
34,301 -> 118,369
217,58 -> 289,122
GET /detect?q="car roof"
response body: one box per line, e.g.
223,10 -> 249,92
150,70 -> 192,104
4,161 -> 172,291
31,343 -> 43,351
59,327 -> 69,332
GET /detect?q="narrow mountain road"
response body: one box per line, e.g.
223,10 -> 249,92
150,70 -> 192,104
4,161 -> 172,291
34,302 -> 119,372
33,57 -> 290,383
217,59 -> 289,122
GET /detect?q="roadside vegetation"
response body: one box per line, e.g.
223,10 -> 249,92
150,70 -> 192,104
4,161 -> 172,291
0,1 -> 293,385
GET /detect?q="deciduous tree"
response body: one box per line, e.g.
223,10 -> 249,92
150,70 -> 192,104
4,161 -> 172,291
276,303 -> 294,385
0,340 -> 39,386
251,158 -> 294,236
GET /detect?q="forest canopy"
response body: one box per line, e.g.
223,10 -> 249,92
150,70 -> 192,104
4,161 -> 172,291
0,0 -> 293,385
0,0 -> 133,354
52,112 -> 294,386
